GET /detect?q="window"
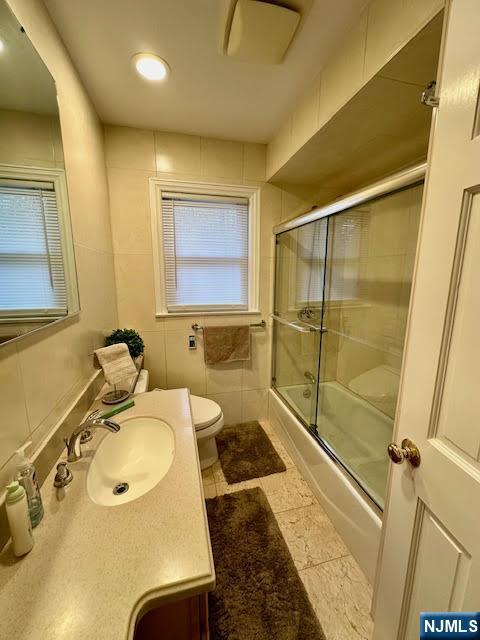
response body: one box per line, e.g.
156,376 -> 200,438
151,181 -> 259,315
0,179 -> 67,319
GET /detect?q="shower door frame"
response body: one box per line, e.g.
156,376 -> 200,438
271,162 -> 427,509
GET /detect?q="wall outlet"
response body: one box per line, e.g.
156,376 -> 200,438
188,335 -> 197,349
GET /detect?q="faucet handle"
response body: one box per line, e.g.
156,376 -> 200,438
54,462 -> 73,488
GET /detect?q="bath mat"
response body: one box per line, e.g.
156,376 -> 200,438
206,487 -> 325,640
216,421 -> 286,484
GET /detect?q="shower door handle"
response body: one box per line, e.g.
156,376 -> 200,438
387,439 -> 421,468
270,314 -> 321,333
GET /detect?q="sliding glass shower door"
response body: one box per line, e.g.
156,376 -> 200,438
271,176 -> 424,510
271,217 -> 328,429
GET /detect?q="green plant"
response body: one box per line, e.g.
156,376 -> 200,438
105,328 -> 144,359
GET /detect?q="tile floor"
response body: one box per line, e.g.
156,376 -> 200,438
202,419 -> 374,640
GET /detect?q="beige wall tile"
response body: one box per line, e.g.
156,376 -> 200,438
206,391 -> 242,425
104,124 -> 155,171
403,0 -> 444,35
114,252 -> 160,331
16,319 -> 87,429
74,244 -> 117,340
163,316 -> 202,332
142,331 -> 167,389
61,115 -> 114,253
201,138 -> 243,180
0,109 -> 56,167
155,131 -> 201,175
267,116 -> 293,179
292,75 -> 321,151
0,343 -> 30,469
242,388 -> 268,422
281,189 -> 311,222
259,256 -> 274,316
243,143 -> 266,182
165,330 -> 206,395
28,374 -> 93,452
319,10 -> 368,126
243,331 -> 269,390
107,168 -> 155,253
364,0 -> 404,80
260,184 -> 282,258
366,0 -> 443,81
206,362 -> 243,394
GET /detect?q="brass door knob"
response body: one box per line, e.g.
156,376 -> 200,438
387,438 -> 421,468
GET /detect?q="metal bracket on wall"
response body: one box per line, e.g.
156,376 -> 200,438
421,81 -> 440,108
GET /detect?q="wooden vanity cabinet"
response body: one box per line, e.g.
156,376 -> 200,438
134,593 -> 209,640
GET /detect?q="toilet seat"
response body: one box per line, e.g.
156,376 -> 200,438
190,395 -> 223,431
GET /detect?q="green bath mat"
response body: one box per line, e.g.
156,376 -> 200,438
206,487 -> 325,640
216,421 -> 286,484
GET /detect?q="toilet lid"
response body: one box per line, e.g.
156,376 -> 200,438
191,395 -> 222,430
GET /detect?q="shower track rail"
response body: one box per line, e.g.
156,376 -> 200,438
273,162 -> 427,235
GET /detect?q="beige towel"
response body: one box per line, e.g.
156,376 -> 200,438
203,326 -> 250,365
94,343 -> 137,386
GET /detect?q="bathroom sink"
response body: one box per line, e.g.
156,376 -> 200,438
87,416 -> 175,506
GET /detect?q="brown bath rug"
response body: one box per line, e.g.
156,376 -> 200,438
216,421 -> 286,484
206,488 -> 325,640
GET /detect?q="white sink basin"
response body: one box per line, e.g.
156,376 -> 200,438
87,416 -> 175,506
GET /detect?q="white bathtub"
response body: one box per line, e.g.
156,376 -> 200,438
268,383 -> 384,584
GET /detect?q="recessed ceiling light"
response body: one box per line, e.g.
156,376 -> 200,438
132,53 -> 169,81
0,38 -> 5,53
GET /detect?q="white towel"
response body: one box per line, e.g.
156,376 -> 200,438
94,343 -> 137,386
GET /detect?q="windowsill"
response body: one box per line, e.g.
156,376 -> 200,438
155,310 -> 262,318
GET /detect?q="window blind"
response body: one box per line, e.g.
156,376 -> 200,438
294,209 -> 369,305
295,220 -> 327,306
0,181 -> 67,318
161,193 -> 249,312
325,209 -> 369,302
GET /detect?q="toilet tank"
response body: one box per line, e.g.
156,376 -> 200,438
133,369 -> 149,394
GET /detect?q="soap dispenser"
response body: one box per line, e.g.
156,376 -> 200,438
14,441 -> 44,528
5,481 -> 34,557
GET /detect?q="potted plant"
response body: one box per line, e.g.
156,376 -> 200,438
105,328 -> 144,365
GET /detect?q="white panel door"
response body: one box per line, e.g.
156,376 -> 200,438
373,1 -> 480,638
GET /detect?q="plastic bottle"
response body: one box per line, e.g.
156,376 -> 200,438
14,441 -> 44,528
5,481 -> 34,557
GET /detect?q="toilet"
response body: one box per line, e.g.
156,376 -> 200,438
133,370 -> 224,470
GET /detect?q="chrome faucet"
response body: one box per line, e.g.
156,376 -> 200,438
304,371 -> 316,385
65,418 -> 120,462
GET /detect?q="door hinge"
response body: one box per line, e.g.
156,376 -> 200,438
421,81 -> 440,108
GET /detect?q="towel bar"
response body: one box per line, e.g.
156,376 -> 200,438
191,320 -> 266,332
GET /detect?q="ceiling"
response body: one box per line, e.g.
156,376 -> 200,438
44,0 -> 369,143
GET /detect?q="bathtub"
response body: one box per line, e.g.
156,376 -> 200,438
268,381 -> 384,584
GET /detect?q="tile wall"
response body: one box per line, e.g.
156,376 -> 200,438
105,125 -> 308,424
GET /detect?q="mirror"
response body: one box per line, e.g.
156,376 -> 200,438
0,0 -> 79,347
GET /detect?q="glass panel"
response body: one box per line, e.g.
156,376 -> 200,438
317,183 -> 423,509
271,218 -> 328,427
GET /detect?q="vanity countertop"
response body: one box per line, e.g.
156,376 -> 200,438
0,389 -> 215,640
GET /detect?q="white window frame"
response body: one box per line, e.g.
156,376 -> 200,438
149,178 -> 260,317
0,163 -> 79,323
